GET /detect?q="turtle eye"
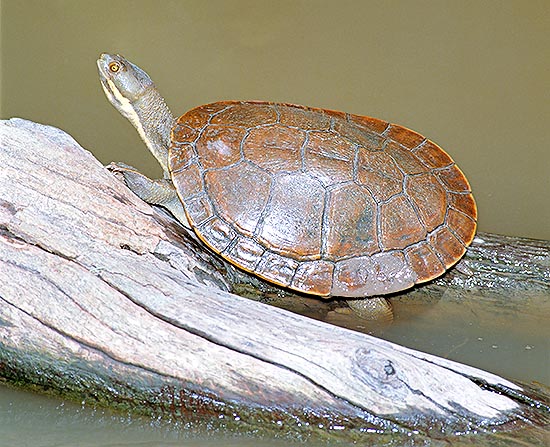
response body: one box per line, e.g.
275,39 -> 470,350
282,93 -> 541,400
108,61 -> 122,73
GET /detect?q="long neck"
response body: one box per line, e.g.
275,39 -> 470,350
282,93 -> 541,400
128,88 -> 175,175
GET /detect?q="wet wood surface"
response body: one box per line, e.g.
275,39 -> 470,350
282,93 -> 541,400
0,118 -> 548,442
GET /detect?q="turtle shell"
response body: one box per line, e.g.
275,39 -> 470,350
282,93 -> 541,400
169,101 -> 477,297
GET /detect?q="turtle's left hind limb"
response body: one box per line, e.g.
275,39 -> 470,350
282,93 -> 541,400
107,162 -> 191,230
347,297 -> 394,321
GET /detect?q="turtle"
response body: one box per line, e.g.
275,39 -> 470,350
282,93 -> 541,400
97,53 -> 477,319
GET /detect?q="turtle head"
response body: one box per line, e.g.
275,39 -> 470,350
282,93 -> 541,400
97,53 -> 155,121
97,53 -> 174,174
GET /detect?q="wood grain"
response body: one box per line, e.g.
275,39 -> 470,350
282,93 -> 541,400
0,119 -> 548,441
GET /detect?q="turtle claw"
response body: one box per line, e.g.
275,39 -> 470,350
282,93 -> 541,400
107,162 -> 189,228
106,161 -> 140,174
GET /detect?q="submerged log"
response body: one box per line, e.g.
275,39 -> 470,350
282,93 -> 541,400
0,118 -> 548,442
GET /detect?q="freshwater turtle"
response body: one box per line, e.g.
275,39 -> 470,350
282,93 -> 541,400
97,53 -> 477,319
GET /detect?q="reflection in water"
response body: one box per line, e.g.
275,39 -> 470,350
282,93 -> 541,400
327,294 -> 549,385
0,385 -> 287,447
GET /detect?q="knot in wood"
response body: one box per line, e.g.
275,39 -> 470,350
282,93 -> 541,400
352,348 -> 409,401
384,361 -> 396,376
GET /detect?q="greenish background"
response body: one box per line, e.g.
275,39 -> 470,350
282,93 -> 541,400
1,0 -> 549,240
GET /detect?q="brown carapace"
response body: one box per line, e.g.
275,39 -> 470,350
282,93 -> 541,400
169,101 -> 477,298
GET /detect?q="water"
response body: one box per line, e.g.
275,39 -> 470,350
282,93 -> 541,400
1,290 -> 548,446
1,1 -> 549,445
0,385 -> 288,447
331,295 -> 550,385
2,1 -> 549,241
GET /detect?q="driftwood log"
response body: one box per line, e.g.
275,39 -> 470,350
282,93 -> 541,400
0,119 -> 548,443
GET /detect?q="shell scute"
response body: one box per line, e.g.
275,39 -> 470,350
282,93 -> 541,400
255,251 -> 299,287
196,125 -> 244,170
205,163 -> 271,236
257,173 -> 325,260
243,125 -> 305,173
385,123 -> 425,149
348,113 -> 389,134
405,243 -> 446,283
405,174 -> 447,231
380,195 -> 427,250
414,139 -> 454,169
356,150 -> 404,202
428,226 -> 466,267
224,236 -> 265,272
291,260 -> 334,296
210,103 -> 277,128
324,184 -> 379,260
386,141 -> 428,175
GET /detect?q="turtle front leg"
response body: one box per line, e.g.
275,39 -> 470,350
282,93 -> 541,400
108,162 -> 191,230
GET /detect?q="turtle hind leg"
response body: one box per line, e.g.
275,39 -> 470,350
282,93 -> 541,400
108,162 -> 191,229
347,297 -> 394,321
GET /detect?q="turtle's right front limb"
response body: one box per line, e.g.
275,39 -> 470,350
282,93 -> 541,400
108,162 -> 191,230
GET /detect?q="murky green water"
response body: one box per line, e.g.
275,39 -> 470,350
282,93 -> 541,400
0,385 -> 288,447
1,290 -> 548,446
330,294 -> 550,386
1,1 -> 549,445
2,1 -> 549,241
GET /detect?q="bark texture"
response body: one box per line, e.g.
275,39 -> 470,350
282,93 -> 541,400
0,118 -> 548,442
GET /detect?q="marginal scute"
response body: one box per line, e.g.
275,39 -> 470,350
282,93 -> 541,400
385,123 -> 425,149
198,216 -> 236,253
449,192 -> 478,221
348,114 -> 389,134
333,118 -> 384,149
323,109 -> 347,121
172,123 -> 199,144
170,144 -> 195,173
255,251 -> 299,287
405,243 -> 446,282
428,226 -> 466,268
437,164 -> 472,192
182,194 -> 215,226
447,208 -> 477,246
178,107 -> 213,130
291,260 -> 334,296
180,102 -> 228,130
279,105 -> 331,130
332,251 -> 416,297
224,236 -> 265,272
413,139 -> 454,169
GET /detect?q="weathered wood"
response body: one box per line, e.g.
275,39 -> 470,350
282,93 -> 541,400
0,119 -> 548,442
